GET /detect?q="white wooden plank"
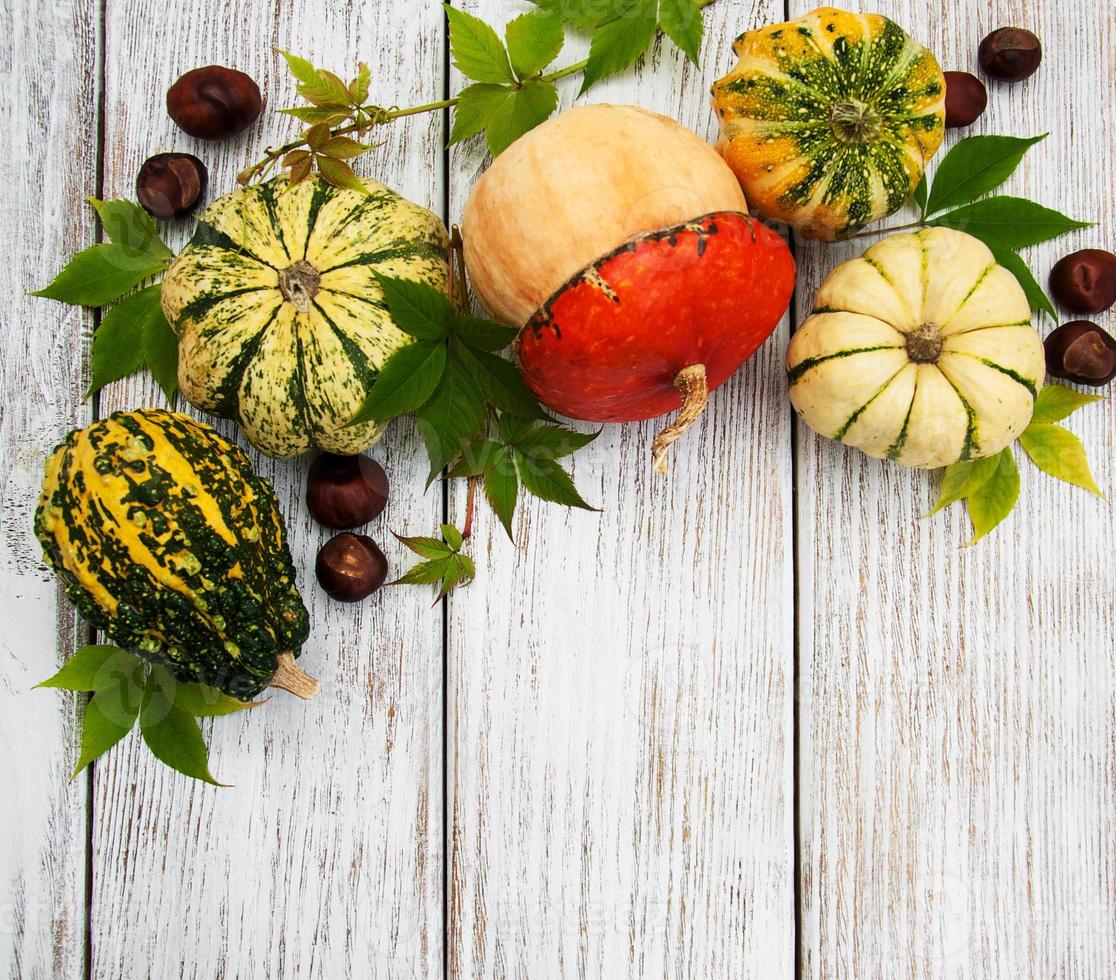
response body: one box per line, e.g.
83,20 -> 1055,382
446,2 -> 794,976
0,0 -> 99,974
794,2 -> 1116,976
90,4 -> 446,976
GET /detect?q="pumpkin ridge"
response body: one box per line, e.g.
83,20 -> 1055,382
862,254 -> 919,327
807,307 -> 907,337
192,303 -> 281,417
178,285 -> 274,323
934,369 -> 980,460
787,344 -> 904,386
319,239 -> 447,275
256,180 -> 294,264
835,363 -> 908,439
189,220 -> 271,267
941,350 -> 1039,399
941,319 -> 1034,337
885,373 -> 919,460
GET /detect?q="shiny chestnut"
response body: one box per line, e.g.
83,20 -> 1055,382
943,72 -> 987,128
135,153 -> 207,219
316,533 -> 389,602
1049,249 -> 1116,315
306,453 -> 389,529
167,65 -> 262,140
978,28 -> 1042,82
1044,321 -> 1116,387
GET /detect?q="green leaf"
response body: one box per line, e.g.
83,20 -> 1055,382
484,448 -> 519,540
350,340 -> 447,425
166,676 -> 261,717
279,105 -> 351,125
294,65 -> 352,108
36,645 -> 142,692
317,156 -> 367,193
88,198 -> 173,259
455,345 -> 550,419
530,0 -> 632,29
448,438 -> 505,477
658,0 -> 704,65
929,196 -> 1091,250
505,10 -> 565,78
1030,383 -> 1105,424
32,243 -> 168,307
987,244 -> 1057,320
415,354 -> 489,479
498,413 -> 537,445
579,0 -> 657,94
72,685 -> 142,778
964,448 -> 1020,545
514,452 -> 597,510
87,287 -> 154,397
321,136 -> 375,159
925,454 -> 1001,516
441,523 -> 464,551
391,555 -> 454,586
924,135 -> 1046,216
143,298 -> 179,403
449,313 -> 518,351
394,532 -> 454,560
139,674 -> 224,785
278,49 -> 319,86
435,555 -> 474,599
376,274 -> 453,340
485,80 -> 559,156
445,4 -> 516,84
449,83 -> 515,145
514,424 -> 600,460
349,62 -> 372,104
912,173 -> 928,217
1019,423 -> 1103,496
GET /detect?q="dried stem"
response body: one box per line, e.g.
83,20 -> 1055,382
270,652 -> 320,699
651,364 -> 709,474
462,477 -> 479,540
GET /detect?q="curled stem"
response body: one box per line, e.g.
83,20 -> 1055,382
651,364 -> 709,474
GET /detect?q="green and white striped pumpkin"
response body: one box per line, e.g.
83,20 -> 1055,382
787,228 -> 1045,468
161,174 -> 449,458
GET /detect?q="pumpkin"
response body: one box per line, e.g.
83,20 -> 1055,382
34,409 -> 316,700
786,228 -> 1045,468
161,174 -> 450,458
462,104 -> 796,471
711,7 -> 945,239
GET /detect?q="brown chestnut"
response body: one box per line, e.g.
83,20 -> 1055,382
978,28 -> 1042,82
943,71 -> 988,128
135,153 -> 207,219
167,65 -> 262,140
306,453 -> 389,529
316,533 -> 389,602
1044,321 -> 1116,387
1049,249 -> 1116,315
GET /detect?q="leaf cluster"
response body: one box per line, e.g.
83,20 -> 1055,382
927,384 -> 1105,543
393,524 -> 477,599
37,645 -> 260,785
32,198 -> 178,401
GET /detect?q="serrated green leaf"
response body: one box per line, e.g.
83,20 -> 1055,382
925,454 -> 1002,516
514,452 -> 597,510
351,341 -> 447,425
579,0 -> 657,94
445,4 -> 516,83
349,62 -> 372,104
498,414 -> 536,445
448,438 -> 505,478
317,155 -> 367,193
321,136 -> 375,159
87,198 -> 173,259
160,668 -> 260,717
1019,422 -> 1103,496
86,287 -> 154,397
913,172 -> 928,217
139,675 -> 224,785
455,345 -> 549,419
143,298 -> 179,404
32,243 -> 168,307
435,557 -> 468,599
416,354 -> 489,480
391,555 -> 454,586
964,448 -> 1020,545
297,67 -> 352,108
929,196 -> 1091,250
449,83 -> 515,145
987,244 -> 1057,320
1030,383 -> 1105,424
484,448 -> 519,540
449,313 -> 518,351
485,80 -> 559,156
459,554 -> 476,579
505,10 -> 565,78
658,0 -> 703,65
394,531 -> 454,560
36,645 -> 142,692
72,685 -> 142,778
530,0 -> 633,29
376,274 -> 453,340
514,424 -> 600,460
279,105 -> 352,125
441,524 -> 464,551
278,49 -> 319,85
924,135 -> 1047,216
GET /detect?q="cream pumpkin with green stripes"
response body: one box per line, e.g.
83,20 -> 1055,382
161,174 -> 449,458
787,228 -> 1045,468
712,7 -> 945,239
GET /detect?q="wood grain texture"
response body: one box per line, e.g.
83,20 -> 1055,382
446,2 -> 795,977
90,3 -> 446,977
793,2 -> 1116,977
0,0 -> 98,975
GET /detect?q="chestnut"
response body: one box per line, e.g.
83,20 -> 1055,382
167,65 -> 262,140
316,533 -> 389,602
306,453 -> 389,529
1044,321 -> 1116,387
943,71 -> 987,128
978,28 -> 1042,82
1049,249 -> 1116,315
135,153 -> 207,219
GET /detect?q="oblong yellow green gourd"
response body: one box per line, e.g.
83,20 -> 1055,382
35,410 -> 310,699
162,174 -> 450,458
711,6 -> 945,239
787,228 -> 1045,468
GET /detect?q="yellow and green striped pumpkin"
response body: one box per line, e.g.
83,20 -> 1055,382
35,410 -> 310,699
162,174 -> 449,458
711,7 -> 945,239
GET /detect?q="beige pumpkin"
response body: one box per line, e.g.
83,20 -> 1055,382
787,227 -> 1045,468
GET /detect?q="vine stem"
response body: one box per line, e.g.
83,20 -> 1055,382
462,477 -> 478,541
844,219 -> 928,241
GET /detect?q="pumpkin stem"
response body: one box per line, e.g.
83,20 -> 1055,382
651,364 -> 709,474
278,260 -> 321,314
907,322 -> 943,363
270,652 -> 320,699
